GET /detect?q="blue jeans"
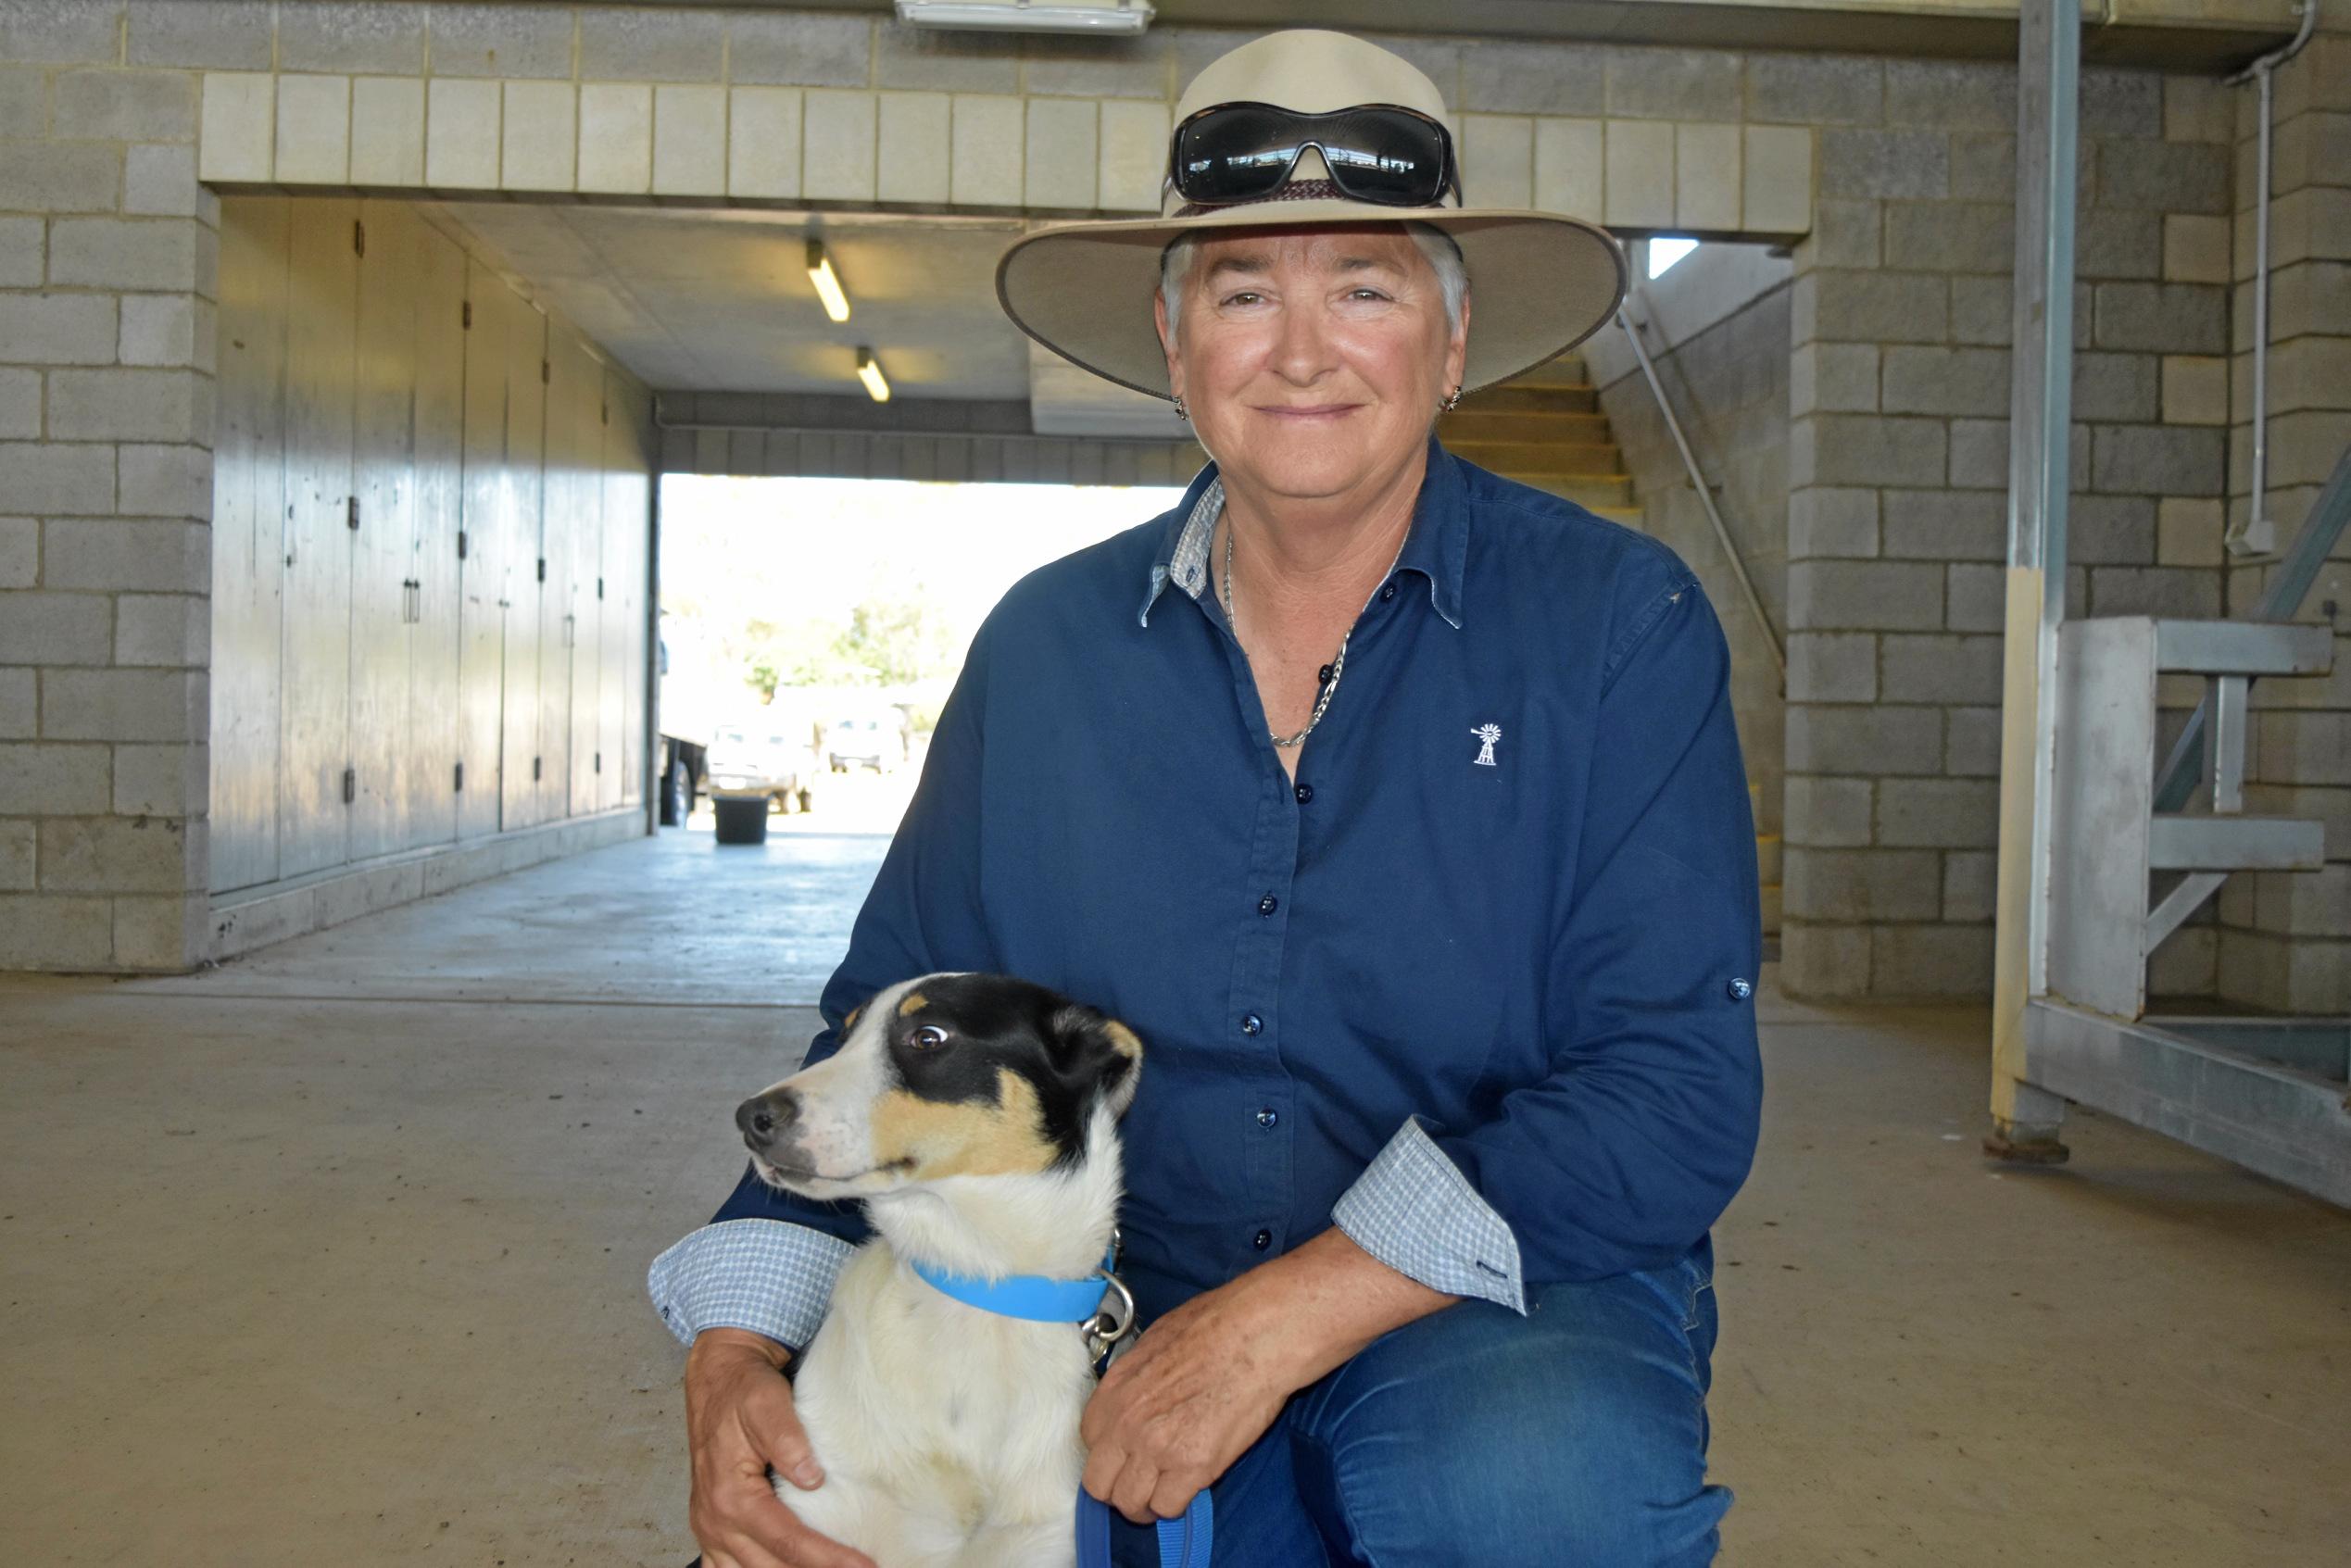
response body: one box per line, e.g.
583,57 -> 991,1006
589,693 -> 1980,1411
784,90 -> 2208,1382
1112,1247 -> 1729,1567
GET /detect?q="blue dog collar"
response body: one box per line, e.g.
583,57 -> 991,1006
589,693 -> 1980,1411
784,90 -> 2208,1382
904,1244 -> 1212,1565
908,1246 -> 1121,1324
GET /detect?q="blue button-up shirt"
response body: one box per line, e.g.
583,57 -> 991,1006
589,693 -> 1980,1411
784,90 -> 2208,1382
649,436 -> 1763,1346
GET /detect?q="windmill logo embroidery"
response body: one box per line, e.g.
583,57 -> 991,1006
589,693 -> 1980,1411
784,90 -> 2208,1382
1472,723 -> 1502,767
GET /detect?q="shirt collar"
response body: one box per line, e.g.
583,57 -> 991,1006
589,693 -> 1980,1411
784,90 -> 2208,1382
1138,433 -> 1467,631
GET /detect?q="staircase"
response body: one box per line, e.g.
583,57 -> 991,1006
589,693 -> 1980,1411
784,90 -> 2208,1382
1439,356 -> 1639,523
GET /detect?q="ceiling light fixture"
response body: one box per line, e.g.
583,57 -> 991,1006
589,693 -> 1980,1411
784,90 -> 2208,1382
894,0 -> 1154,36
856,346 -> 891,403
806,238 -> 851,323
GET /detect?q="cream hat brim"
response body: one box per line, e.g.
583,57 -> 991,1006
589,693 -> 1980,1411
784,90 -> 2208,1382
995,198 -> 1628,400
990,28 -> 1628,400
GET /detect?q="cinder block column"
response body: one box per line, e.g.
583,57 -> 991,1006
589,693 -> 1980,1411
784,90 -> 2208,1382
2220,22 -> 2351,1013
1,6 -> 215,972
1780,58 -> 2233,998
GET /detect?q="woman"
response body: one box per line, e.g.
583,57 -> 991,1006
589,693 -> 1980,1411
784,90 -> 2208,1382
657,29 -> 1762,1568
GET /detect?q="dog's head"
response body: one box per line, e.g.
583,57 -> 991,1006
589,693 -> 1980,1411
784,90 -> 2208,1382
736,972 -> 1143,1200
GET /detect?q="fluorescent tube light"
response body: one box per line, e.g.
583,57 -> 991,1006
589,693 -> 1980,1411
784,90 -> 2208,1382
806,239 -> 850,323
857,346 -> 891,403
895,1 -> 1153,35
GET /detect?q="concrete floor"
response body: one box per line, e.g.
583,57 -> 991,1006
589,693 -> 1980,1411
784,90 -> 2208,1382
2,829 -> 2345,1566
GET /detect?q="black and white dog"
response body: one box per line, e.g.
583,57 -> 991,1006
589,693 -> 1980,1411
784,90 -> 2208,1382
735,972 -> 1144,1568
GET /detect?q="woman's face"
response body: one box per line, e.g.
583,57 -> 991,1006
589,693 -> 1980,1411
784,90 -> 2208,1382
1155,223 -> 1469,508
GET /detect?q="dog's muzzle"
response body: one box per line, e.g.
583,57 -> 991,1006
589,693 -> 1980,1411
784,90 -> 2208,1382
735,1087 -> 798,1159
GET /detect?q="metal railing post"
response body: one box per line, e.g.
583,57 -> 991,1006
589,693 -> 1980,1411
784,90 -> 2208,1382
1988,0 -> 2081,1162
1614,306 -> 1786,685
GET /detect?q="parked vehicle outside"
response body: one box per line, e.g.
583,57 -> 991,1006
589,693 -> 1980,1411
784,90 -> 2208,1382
825,708 -> 909,772
706,713 -> 822,813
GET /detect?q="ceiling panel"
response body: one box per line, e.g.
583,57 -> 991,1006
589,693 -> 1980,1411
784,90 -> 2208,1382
425,202 -> 1041,400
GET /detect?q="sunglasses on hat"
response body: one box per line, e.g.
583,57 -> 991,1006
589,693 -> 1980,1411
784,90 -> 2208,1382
1167,101 -> 1461,210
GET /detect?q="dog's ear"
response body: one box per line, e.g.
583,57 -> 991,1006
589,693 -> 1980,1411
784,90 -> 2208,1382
1050,1004 -> 1144,1119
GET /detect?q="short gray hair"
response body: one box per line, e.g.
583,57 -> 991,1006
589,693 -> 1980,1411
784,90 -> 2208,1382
1158,222 -> 1467,340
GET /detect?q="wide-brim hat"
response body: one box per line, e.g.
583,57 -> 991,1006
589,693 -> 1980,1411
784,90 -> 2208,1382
994,29 -> 1628,401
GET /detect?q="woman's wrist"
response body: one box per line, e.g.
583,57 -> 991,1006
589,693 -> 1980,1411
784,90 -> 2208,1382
1251,1227 -> 1455,1388
690,1325 -> 794,1373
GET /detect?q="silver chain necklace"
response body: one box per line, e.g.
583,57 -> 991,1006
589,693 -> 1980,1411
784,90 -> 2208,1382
1220,519 -> 1406,750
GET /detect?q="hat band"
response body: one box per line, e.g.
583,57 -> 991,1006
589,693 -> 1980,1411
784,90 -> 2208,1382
1173,178 -> 1446,220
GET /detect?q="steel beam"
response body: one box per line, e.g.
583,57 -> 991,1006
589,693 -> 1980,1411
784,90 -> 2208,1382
2028,999 -> 2351,1209
1990,0 -> 2082,1159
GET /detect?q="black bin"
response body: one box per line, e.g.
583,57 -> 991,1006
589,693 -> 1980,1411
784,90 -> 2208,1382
712,794 -> 770,846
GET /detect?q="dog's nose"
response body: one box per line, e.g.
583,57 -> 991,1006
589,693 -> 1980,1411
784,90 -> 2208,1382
735,1089 -> 798,1150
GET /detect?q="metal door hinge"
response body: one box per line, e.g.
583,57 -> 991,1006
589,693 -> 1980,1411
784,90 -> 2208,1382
594,750 -> 601,774
532,756 -> 542,783
540,358 -> 550,384
600,401 -> 609,425
454,761 -> 464,793
457,530 -> 468,560
562,612 -> 575,647
596,575 -> 604,599
341,766 -> 356,805
346,495 -> 360,531
353,219 -> 365,257
536,557 -> 546,583
401,577 -> 421,623
461,300 -> 472,330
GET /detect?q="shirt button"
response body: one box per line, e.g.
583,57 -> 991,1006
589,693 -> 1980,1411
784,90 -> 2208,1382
1239,1012 -> 1263,1035
1316,663 -> 1334,684
1252,1229 -> 1273,1250
1257,894 -> 1278,916
1727,977 -> 1754,1001
1294,783 -> 1314,804
1380,583 -> 1397,601
1256,1108 -> 1278,1128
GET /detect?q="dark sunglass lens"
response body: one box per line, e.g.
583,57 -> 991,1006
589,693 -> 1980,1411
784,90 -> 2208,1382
1177,106 -> 1301,202
1321,108 -> 1446,204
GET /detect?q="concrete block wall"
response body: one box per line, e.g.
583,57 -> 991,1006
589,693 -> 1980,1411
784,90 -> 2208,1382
654,387 -> 1205,486
7,3 -> 2332,997
1779,57 -> 2241,998
2218,21 -> 2351,1013
0,3 -> 219,971
164,6 -> 1815,235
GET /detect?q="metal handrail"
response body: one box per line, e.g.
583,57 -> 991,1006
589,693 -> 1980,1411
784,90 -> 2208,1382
2153,441 -> 2351,812
1614,305 -> 1786,685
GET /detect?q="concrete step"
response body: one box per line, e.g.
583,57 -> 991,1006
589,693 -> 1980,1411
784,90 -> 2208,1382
1519,475 -> 1637,509
1443,439 -> 1627,474
1439,410 -> 1616,445
1450,383 -> 1601,416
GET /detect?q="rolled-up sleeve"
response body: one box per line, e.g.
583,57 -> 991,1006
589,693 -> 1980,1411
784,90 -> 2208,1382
647,1219 -> 858,1350
1332,1116 -> 1527,1311
1344,571 -> 1764,1291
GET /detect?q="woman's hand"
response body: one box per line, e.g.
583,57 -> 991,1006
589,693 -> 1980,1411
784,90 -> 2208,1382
1078,1227 -> 1458,1525
684,1328 -> 877,1568
1077,1274 -> 1298,1524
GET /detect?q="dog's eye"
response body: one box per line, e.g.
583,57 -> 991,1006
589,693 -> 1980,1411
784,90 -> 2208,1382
911,1024 -> 949,1050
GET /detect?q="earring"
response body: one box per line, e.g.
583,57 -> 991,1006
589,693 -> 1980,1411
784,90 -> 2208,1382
1439,386 -> 1463,413
1173,395 -> 1189,422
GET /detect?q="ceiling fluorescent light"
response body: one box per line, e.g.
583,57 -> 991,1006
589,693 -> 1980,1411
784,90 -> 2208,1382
806,238 -> 850,323
857,346 -> 891,403
896,1 -> 1154,35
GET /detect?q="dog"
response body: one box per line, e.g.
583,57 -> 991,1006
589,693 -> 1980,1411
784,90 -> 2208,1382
735,972 -> 1144,1568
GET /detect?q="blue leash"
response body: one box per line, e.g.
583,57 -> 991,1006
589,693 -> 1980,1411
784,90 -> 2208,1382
910,1248 -> 1214,1568
1078,1485 -> 1214,1568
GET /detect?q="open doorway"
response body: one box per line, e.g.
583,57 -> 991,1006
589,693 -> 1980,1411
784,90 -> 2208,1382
654,473 -> 1185,847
